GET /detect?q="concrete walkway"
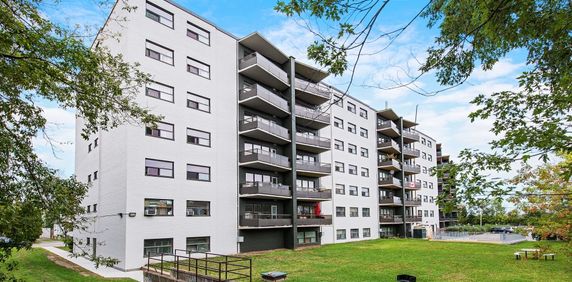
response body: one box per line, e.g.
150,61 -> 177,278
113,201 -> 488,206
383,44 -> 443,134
34,241 -> 143,281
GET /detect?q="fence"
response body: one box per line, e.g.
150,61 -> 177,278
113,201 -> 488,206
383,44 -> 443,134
434,230 -> 527,244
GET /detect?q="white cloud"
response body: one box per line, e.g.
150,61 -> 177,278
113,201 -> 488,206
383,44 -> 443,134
471,59 -> 524,81
33,107 -> 76,176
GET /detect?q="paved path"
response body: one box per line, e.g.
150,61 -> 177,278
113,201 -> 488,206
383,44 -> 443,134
34,241 -> 143,281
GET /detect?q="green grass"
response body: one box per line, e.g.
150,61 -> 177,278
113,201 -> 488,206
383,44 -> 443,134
4,248 -> 134,282
249,239 -> 572,282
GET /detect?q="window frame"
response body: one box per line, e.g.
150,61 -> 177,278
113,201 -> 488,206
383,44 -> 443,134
187,57 -> 211,79
186,200 -> 211,217
144,198 -> 174,216
144,238 -> 173,257
187,92 -> 211,113
186,164 -> 211,182
187,22 -> 210,46
146,81 -> 174,103
335,207 -> 346,217
187,127 -> 211,147
145,158 -> 174,178
145,40 -> 174,66
145,1 -> 174,29
145,121 -> 175,140
186,236 -> 210,253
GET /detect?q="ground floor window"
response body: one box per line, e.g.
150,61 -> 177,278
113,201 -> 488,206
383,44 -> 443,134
144,238 -> 173,257
297,231 -> 317,244
350,229 -> 359,239
379,227 -> 395,238
363,228 -> 371,238
336,229 -> 346,240
186,237 -> 210,253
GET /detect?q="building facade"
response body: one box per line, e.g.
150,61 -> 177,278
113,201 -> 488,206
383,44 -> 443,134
74,0 -> 443,271
436,144 -> 459,228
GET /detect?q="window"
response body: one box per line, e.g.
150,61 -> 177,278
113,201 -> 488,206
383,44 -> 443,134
87,205 -> 91,213
145,40 -> 173,65
144,238 -> 173,257
424,210 -> 429,217
334,139 -> 344,151
428,154 -> 433,161
336,229 -> 346,240
427,140 -> 433,148
363,228 -> 371,238
93,204 -> 97,212
423,195 -> 428,203
350,207 -> 359,217
429,183 -> 434,189
334,117 -> 343,129
144,199 -> 173,216
187,92 -> 210,113
187,57 -> 210,79
418,210 -> 423,217
334,95 -> 343,107
187,164 -> 210,181
423,166 -> 428,174
86,237 -> 90,245
359,108 -> 368,119
360,127 -> 368,138
421,137 -> 426,145
87,174 -> 91,183
335,184 -> 345,195
348,165 -> 357,175
347,123 -> 356,134
430,196 -> 434,203
349,186 -> 358,196
88,144 -> 92,152
430,210 -> 435,217
347,102 -> 356,113
94,138 -> 98,147
145,1 -> 173,28
187,22 -> 210,45
360,147 -> 369,158
336,207 -> 345,217
93,171 -> 98,180
186,237 -> 210,252
422,152 -> 427,159
423,181 -> 428,188
362,208 -> 370,217
145,158 -> 174,178
186,200 -> 210,216
350,229 -> 359,239
146,121 -> 174,140
335,162 -> 345,173
297,231 -> 317,244
187,128 -> 210,147
146,81 -> 174,102
361,167 -> 369,177
348,144 -> 357,154
361,187 -> 370,197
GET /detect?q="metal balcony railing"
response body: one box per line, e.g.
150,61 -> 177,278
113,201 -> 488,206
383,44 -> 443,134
239,117 -> 290,140
240,213 -> 292,227
379,214 -> 403,223
379,196 -> 402,205
296,187 -> 332,199
295,78 -> 331,99
297,214 -> 332,225
239,84 -> 289,113
239,149 -> 290,168
295,105 -> 330,124
239,52 -> 289,85
378,177 -> 402,187
296,160 -> 331,174
240,182 -> 291,197
295,133 -> 331,149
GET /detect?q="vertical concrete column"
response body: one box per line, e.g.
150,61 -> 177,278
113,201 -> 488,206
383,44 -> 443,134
289,56 -> 298,248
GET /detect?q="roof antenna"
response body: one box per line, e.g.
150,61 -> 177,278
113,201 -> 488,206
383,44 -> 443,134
385,101 -> 388,109
414,104 -> 419,129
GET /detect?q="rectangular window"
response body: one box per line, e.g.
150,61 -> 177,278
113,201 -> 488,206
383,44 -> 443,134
334,117 -> 343,129
333,95 -> 343,107
361,187 -> 370,197
146,81 -> 174,102
359,108 -> 368,119
335,162 -> 345,173
145,121 -> 174,140
87,174 -> 91,183
93,171 -> 98,180
187,164 -> 210,181
336,229 -> 346,240
347,123 -> 356,134
187,22 -> 210,45
421,137 -> 426,145
422,152 -> 427,159
187,57 -> 210,79
347,102 -> 356,113
186,200 -> 210,216
87,205 -> 91,213
360,147 -> 369,158
423,166 -> 428,174
336,207 -> 345,217
87,237 -> 90,245
350,207 -> 359,217
363,228 -> 371,238
362,208 -> 370,217
348,165 -> 357,175
94,138 -> 98,147
424,210 -> 429,217
187,128 -> 210,147
93,204 -> 97,212
430,210 -> 435,217
350,229 -> 359,239
348,144 -> 357,154
423,181 -> 428,188
144,238 -> 173,257
186,237 -> 210,252
145,40 -> 173,65
418,210 -> 423,217
187,92 -> 210,113
361,167 -> 369,177
428,154 -> 433,161
349,186 -> 358,196
335,184 -> 345,195
88,144 -> 92,153
423,195 -> 428,202
145,158 -> 174,178
146,1 -> 173,28
360,127 -> 368,138
429,183 -> 434,189
427,140 -> 432,148
297,231 -> 317,244
144,199 -> 173,216
334,139 -> 344,151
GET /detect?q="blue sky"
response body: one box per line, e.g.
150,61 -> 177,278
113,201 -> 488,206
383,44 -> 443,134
36,0 -> 527,181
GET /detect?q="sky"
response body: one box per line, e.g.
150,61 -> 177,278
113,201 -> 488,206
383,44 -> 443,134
35,0 -> 528,183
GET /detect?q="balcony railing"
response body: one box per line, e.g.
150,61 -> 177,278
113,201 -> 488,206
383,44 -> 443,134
379,214 -> 403,223
377,139 -> 400,152
296,188 -> 332,199
240,213 -> 292,227
378,159 -> 401,170
239,117 -> 290,141
296,133 -> 331,150
377,120 -> 398,131
297,214 -> 332,225
405,216 -> 422,222
402,130 -> 420,142
240,182 -> 291,197
404,196 -> 422,206
295,105 -> 330,124
240,149 -> 290,168
239,84 -> 289,114
378,177 -> 402,188
404,181 -> 421,189
295,78 -> 331,100
296,160 -> 331,174
403,147 -> 420,158
402,164 -> 421,174
239,52 -> 289,85
379,196 -> 402,205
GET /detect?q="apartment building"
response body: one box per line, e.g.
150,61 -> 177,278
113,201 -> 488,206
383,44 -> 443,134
436,144 -> 459,228
415,131 -> 440,236
74,0 -> 443,270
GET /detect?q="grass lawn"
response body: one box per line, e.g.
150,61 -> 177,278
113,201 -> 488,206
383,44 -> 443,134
4,248 -> 134,282
249,239 -> 571,282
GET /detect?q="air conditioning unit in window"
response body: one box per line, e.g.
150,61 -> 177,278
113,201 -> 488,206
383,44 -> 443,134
144,208 -> 157,216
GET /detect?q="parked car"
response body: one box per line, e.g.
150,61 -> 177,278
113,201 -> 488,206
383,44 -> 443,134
490,227 -> 514,233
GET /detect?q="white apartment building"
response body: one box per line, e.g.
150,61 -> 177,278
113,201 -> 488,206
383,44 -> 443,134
74,0 -> 442,271
413,131 -> 440,236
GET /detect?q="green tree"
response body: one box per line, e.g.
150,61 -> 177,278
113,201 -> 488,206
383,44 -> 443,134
0,0 -> 159,278
274,0 -> 572,203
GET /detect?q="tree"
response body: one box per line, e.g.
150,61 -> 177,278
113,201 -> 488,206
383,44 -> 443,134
274,0 -> 571,203
0,0 -> 159,278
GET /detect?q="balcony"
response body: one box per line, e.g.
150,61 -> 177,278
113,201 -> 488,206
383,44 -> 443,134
239,182 -> 291,199
378,159 -> 401,171
296,133 -> 331,153
239,84 -> 289,117
239,117 -> 290,145
297,214 -> 332,226
402,164 -> 421,175
294,78 -> 331,105
379,196 -> 402,206
402,130 -> 420,143
239,150 -> 290,172
404,181 -> 421,190
378,177 -> 402,189
377,139 -> 400,154
296,160 -> 331,177
379,214 -> 403,224
405,216 -> 422,222
404,196 -> 422,206
295,105 -> 330,129
403,147 -> 420,159
239,52 -> 289,90
297,188 -> 332,201
239,213 -> 292,228
377,120 -> 399,137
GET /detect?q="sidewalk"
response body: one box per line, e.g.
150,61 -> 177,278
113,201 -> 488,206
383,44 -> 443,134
35,241 -> 143,281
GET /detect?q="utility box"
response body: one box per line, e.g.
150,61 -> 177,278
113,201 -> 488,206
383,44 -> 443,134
413,228 -> 427,238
